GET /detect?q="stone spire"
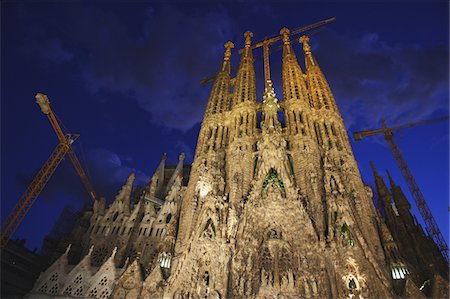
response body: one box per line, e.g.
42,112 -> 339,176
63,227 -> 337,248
261,80 -> 281,133
386,170 -> 396,189
164,152 -> 185,197
231,31 -> 256,108
386,170 -> 413,225
299,35 -> 316,68
300,35 -> 338,113
280,28 -> 309,107
205,42 -> 234,116
371,162 -> 398,225
147,153 -> 166,198
114,172 -> 135,207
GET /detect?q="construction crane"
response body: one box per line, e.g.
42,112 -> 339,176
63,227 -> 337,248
353,116 -> 449,263
1,93 -> 97,247
200,17 -> 336,85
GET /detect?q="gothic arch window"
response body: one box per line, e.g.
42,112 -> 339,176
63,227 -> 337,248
323,123 -> 332,149
262,169 -> 285,193
391,263 -> 408,280
202,271 -> 210,287
278,247 -> 292,273
348,277 -> 357,290
160,253 -> 172,269
340,224 -> 354,246
166,213 -> 172,224
267,229 -> 282,240
201,219 -> 216,239
261,247 -> 272,270
314,122 -> 322,145
308,94 -> 314,108
330,176 -> 338,193
112,212 -> 119,221
124,247 -> 138,263
331,123 -> 337,136
92,246 -> 109,267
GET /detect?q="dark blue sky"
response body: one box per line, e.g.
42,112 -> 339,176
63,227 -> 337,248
1,1 -> 448,251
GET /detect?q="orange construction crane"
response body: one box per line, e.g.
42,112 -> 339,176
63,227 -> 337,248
200,17 -> 336,85
1,93 -> 97,247
353,116 -> 449,263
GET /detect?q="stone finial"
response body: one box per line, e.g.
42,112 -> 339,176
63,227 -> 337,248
64,243 -> 72,255
370,161 -> 378,176
386,170 -> 396,187
224,41 -> 234,60
123,257 -> 130,268
88,245 -> 94,256
244,31 -> 253,47
280,27 -> 290,43
299,35 -> 311,54
179,152 -> 185,161
111,246 -> 118,258
127,172 -> 136,183
162,153 -> 167,161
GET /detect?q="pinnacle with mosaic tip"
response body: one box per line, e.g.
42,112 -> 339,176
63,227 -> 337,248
244,31 -> 253,47
299,35 -> 311,54
280,27 -> 290,43
224,41 -> 234,60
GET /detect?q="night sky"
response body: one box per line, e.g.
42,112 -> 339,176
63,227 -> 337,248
1,1 -> 448,251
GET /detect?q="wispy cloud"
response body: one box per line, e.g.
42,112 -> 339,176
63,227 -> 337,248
15,147 -> 150,204
312,31 -> 448,131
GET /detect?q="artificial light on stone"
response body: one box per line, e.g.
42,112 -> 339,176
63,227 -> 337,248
196,181 -> 211,198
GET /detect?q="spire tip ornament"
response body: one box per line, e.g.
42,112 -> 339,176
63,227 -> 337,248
244,31 -> 253,47
299,35 -> 311,54
280,27 -> 290,43
224,41 -> 234,60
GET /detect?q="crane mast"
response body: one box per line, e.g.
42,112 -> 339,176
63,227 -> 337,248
353,117 -> 449,263
1,140 -> 72,246
200,17 -> 336,85
1,93 -> 97,247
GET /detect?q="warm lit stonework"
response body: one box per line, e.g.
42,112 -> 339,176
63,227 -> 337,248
27,29 -> 448,299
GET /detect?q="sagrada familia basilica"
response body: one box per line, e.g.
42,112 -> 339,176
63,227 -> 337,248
26,28 -> 448,298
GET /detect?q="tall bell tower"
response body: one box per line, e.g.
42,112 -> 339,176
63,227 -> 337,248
165,27 -> 435,299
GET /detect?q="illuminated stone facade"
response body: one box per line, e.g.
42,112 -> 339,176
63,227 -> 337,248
27,28 -> 448,299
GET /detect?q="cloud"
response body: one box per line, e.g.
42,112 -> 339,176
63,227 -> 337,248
174,141 -> 193,163
73,5 -> 239,131
12,4 -> 447,134
15,147 -> 150,204
311,30 -> 449,131
88,147 -> 150,189
39,39 -> 74,64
